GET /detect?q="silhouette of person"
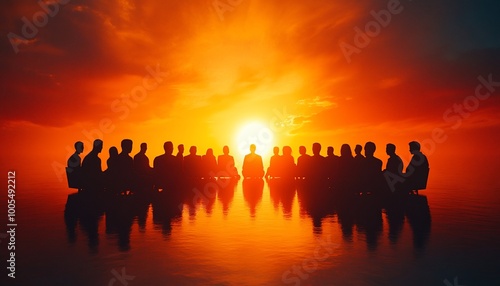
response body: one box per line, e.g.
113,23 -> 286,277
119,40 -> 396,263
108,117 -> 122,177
265,146 -> 281,179
309,142 -> 327,181
242,144 -> 264,179
354,144 -> 365,160
202,148 -> 218,179
68,141 -> 84,170
176,144 -> 185,176
183,146 -> 202,180
217,145 -> 238,178
384,143 -> 403,175
153,141 -> 178,190
115,139 -> 134,193
67,141 -> 84,189
296,145 -> 311,179
134,143 -> 150,172
134,143 -> 152,192
82,139 -> 104,192
404,141 -> 429,194
281,146 -> 296,180
326,146 -> 339,182
362,141 -> 383,195
336,143 -> 354,193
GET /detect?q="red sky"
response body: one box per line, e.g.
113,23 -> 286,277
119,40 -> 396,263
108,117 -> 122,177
1,0 -> 500,183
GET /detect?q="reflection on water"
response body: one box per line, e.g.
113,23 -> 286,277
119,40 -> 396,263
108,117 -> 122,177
5,174 -> 500,285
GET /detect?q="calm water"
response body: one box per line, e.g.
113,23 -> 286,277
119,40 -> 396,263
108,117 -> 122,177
1,166 -> 500,286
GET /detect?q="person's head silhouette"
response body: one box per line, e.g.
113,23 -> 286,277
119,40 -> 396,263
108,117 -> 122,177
273,146 -> 279,156
206,148 -> 214,156
164,141 -> 174,155
364,142 -> 376,157
140,143 -> 147,153
312,142 -> 321,156
249,144 -> 256,154
109,146 -> 118,157
327,146 -> 333,156
355,144 -> 362,156
386,143 -> 396,156
299,146 -> 306,156
189,146 -> 197,155
409,141 -> 421,155
93,139 -> 103,153
75,141 -> 84,154
283,146 -> 292,156
178,144 -> 184,154
121,139 -> 133,154
223,145 -> 230,155
340,144 -> 352,158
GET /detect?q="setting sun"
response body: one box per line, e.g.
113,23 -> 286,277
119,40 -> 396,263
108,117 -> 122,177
235,121 -> 274,158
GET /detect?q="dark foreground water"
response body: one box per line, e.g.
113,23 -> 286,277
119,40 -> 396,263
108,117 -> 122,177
1,167 -> 500,286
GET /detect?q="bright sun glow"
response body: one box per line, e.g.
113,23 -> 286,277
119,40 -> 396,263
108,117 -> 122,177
235,121 -> 274,158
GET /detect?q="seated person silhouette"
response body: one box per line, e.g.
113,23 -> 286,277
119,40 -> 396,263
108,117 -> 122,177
202,148 -> 218,179
183,146 -> 202,180
217,145 -> 239,178
81,139 -> 104,192
265,146 -> 281,179
242,144 -> 264,179
309,142 -> 327,181
153,141 -> 178,189
296,145 -> 311,179
66,141 -> 84,189
384,143 -> 403,175
281,146 -> 296,180
403,141 -> 430,195
362,141 -> 383,195
134,143 -> 152,191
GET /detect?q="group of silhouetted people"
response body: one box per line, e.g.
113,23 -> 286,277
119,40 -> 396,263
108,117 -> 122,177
66,139 -> 429,196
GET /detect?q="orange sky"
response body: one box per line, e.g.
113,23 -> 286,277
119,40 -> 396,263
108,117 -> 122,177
1,0 -> 500,183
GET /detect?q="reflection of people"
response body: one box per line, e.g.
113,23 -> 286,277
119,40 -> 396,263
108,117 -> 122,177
218,146 -> 238,178
242,144 -> 264,178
